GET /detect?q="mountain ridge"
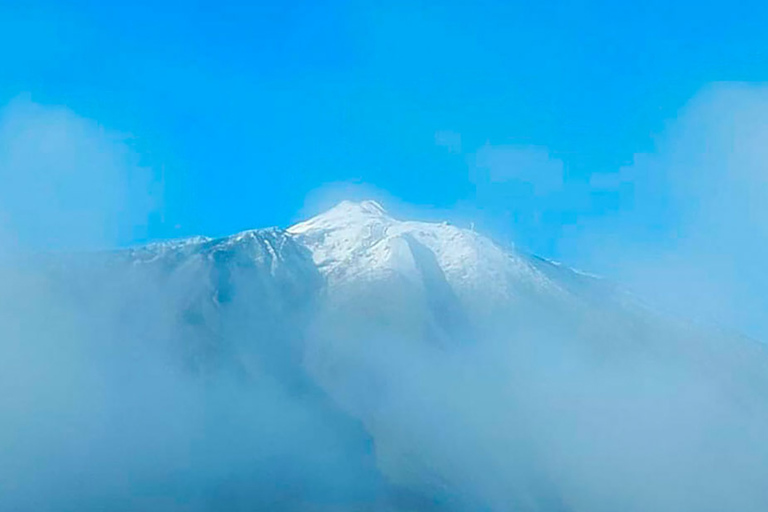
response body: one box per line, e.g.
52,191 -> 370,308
12,200 -> 766,512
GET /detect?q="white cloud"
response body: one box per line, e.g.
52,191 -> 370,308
0,95 -> 161,252
434,129 -> 463,154
569,83 -> 768,341
471,143 -> 564,194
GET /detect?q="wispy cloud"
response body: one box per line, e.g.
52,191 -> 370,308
567,83 -> 768,340
434,130 -> 463,154
0,95 -> 161,253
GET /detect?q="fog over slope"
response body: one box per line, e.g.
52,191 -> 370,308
2,200 -> 767,511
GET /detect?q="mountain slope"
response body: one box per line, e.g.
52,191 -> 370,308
116,201 -> 768,510
4,200 -> 767,512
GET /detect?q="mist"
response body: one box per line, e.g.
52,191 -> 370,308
303,253 -> 768,512
0,98 -> 385,511
563,83 -> 768,342
0,256 -> 390,511
1,91 -> 768,512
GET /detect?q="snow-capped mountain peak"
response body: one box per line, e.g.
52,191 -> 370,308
287,201 -> 560,310
288,199 -> 391,234
16,199 -> 768,512
288,200 -> 399,277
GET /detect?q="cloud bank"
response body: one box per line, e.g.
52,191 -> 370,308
0,95 -> 160,253
570,83 -> 768,341
1,88 -> 768,512
454,83 -> 768,342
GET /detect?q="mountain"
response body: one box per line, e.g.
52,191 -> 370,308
3,201 -> 768,512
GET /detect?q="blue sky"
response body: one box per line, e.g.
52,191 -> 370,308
2,0 -> 768,336
2,0 -> 766,244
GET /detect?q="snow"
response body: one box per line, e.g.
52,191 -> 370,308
287,200 -> 564,309
114,200 -> 597,323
